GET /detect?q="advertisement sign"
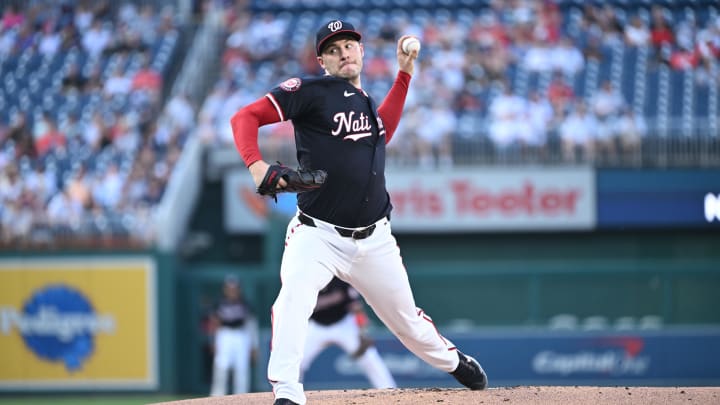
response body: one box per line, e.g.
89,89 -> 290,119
0,258 -> 157,390
385,167 -> 595,231
300,328 -> 720,389
597,169 -> 720,228
225,167 -> 596,232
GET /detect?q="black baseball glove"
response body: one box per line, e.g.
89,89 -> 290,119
257,162 -> 327,200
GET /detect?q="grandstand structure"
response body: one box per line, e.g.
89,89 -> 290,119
0,0 -> 190,248
0,0 -> 719,248
204,0 -> 719,167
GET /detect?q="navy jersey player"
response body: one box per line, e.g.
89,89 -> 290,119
301,277 -> 396,389
209,275 -> 258,396
230,19 -> 487,405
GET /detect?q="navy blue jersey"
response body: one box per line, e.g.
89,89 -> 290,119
311,277 -> 359,326
214,298 -> 252,328
267,76 -> 391,228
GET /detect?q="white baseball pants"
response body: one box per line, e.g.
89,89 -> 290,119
268,212 -> 460,404
210,326 -> 253,396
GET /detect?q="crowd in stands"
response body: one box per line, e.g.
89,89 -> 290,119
0,0 -> 188,247
200,0 -> 719,168
1,0 -> 719,247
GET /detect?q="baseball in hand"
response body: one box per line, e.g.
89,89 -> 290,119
402,37 -> 421,55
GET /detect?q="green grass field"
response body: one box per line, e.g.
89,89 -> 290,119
0,395 -> 194,405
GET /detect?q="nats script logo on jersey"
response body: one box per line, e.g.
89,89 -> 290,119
331,112 -> 384,142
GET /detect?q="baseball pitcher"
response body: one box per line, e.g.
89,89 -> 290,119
230,19 -> 487,405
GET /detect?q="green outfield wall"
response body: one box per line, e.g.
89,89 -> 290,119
2,227 -> 717,395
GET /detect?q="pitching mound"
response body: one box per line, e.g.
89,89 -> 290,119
152,386 -> 720,404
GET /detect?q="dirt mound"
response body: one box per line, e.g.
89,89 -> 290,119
152,386 -> 720,405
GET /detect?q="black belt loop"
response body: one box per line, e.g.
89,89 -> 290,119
298,212 -> 377,240
297,212 -> 316,227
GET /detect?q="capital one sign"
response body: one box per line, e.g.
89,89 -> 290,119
385,167 -> 596,231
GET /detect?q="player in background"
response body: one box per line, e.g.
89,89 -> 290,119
209,275 -> 259,396
230,19 -> 487,405
301,277 -> 396,389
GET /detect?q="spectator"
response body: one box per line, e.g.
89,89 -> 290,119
416,101 -> 457,168
523,39 -> 554,73
674,16 -> 697,53
58,19 -> 81,51
83,112 -> 108,151
25,163 -> 57,206
1,4 -> 24,31
246,13 -> 287,61
60,112 -> 84,142
650,8 -> 675,49
488,83 -> 528,158
0,199 -> 33,245
65,165 -> 94,210
546,72 -> 575,114
109,113 -> 141,154
93,163 -> 124,210
103,65 -> 133,97
83,64 -> 104,94
6,111 -> 35,159
591,79 -> 626,120
386,105 -> 422,166
62,62 -> 88,93
524,90 -> 553,158
37,24 -> 61,57
625,15 -> 651,47
34,116 -> 67,158
614,107 -> 647,165
0,164 -> 23,205
431,41 -> 466,92
583,36 -> 604,62
696,17 -> 720,68
669,44 -> 699,70
560,101 -> 597,163
131,53 -> 163,98
650,7 -> 675,64
13,21 -> 35,55
134,4 -> 158,46
46,187 -> 82,234
164,92 -> 196,132
469,11 -> 510,49
591,79 -> 626,163
596,4 -> 625,46
82,18 -> 112,58
74,1 -> 94,33
551,37 -> 585,75
105,21 -> 148,55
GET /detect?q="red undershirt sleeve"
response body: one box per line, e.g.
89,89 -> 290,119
230,96 -> 282,167
377,71 -> 412,144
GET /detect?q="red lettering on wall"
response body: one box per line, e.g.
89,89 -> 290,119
451,181 -> 580,217
391,184 -> 444,217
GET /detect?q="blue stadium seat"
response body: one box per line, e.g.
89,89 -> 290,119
643,69 -> 659,119
669,70 -> 685,119
621,45 -> 637,104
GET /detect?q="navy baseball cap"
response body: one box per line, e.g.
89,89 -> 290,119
315,20 -> 362,55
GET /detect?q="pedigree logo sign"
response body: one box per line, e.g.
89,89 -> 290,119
0,258 -> 157,390
386,167 -> 595,231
